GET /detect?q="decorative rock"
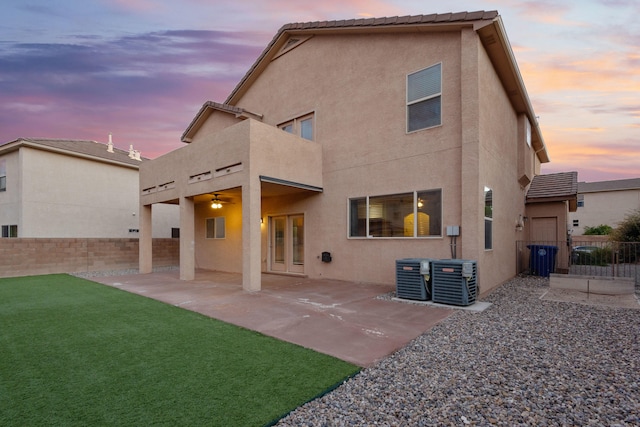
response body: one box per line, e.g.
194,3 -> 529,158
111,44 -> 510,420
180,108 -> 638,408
276,276 -> 640,426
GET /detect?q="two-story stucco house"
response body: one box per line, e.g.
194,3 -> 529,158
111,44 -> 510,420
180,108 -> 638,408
139,11 -> 550,293
0,137 -> 178,238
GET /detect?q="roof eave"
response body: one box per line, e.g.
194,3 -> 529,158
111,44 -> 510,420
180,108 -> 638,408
181,101 -> 263,143
476,17 -> 550,164
0,139 -> 141,169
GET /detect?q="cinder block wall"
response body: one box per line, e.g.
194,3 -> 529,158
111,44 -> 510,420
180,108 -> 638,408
0,238 -> 179,278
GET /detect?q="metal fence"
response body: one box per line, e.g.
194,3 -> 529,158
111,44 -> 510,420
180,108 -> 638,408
516,240 -> 640,284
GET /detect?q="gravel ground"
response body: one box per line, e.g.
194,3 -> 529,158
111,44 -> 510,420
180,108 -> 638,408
276,276 -> 640,426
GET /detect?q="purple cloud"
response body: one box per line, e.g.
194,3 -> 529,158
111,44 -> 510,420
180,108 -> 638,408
0,28 -> 269,156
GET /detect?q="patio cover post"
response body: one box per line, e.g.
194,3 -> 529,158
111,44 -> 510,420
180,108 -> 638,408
139,203 -> 152,274
179,196 -> 195,280
242,176 -> 262,292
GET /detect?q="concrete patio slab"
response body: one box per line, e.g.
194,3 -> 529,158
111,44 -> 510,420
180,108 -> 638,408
89,269 -> 454,367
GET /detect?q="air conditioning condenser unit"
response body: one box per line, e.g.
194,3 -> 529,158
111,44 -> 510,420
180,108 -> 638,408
431,259 -> 477,306
395,258 -> 433,301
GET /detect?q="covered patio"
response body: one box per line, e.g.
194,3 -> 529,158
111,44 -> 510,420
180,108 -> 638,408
90,270 -> 453,367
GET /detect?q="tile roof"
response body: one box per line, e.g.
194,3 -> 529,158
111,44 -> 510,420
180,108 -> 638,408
279,11 -> 498,31
0,138 -> 145,167
578,178 -> 640,193
526,172 -> 578,202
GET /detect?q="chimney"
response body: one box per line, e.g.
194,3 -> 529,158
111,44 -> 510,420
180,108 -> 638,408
128,144 -> 135,159
107,133 -> 114,153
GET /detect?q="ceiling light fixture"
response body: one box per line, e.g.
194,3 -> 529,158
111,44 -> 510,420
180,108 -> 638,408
211,194 -> 223,209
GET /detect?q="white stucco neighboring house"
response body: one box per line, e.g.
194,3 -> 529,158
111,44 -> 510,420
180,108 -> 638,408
0,137 -> 179,238
570,178 -> 640,236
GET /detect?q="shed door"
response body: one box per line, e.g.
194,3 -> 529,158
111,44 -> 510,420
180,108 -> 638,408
531,217 -> 557,242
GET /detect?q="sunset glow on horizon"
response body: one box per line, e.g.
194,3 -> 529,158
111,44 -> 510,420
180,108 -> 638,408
1,0 -> 638,182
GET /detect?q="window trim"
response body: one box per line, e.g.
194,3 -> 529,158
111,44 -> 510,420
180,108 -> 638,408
205,217 -> 226,240
277,112 -> 315,141
406,62 -> 442,133
0,159 -> 6,192
1,225 -> 18,238
484,186 -> 493,251
347,189 -> 443,239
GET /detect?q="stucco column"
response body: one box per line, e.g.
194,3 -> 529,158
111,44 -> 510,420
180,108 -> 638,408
139,203 -> 152,274
459,28 -> 481,260
179,196 -> 195,280
242,175 -> 262,292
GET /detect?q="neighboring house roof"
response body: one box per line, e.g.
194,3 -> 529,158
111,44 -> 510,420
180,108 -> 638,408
578,178 -> 640,193
0,138 -> 145,169
180,10 -> 549,163
526,171 -> 578,211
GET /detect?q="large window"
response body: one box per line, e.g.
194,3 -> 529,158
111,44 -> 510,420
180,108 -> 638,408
1,225 -> 17,238
484,187 -> 493,250
0,159 -> 6,191
349,190 -> 442,238
205,217 -> 225,239
407,63 -> 442,132
278,113 -> 314,141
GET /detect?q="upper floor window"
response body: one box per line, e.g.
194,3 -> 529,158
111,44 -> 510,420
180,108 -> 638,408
407,63 -> 442,132
278,113 -> 314,141
349,189 -> 442,238
0,159 -> 6,191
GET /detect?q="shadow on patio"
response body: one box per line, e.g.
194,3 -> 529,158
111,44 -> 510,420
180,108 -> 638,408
89,269 -> 453,367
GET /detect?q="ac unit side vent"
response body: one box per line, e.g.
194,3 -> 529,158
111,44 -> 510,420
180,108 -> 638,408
431,260 -> 477,306
395,258 -> 433,301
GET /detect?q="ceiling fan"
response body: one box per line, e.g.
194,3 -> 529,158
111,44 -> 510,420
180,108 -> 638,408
210,194 -> 224,209
209,193 -> 234,209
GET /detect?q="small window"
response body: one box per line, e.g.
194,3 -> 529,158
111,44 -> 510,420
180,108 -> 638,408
484,187 -> 493,250
278,113 -> 314,141
577,195 -> 584,207
171,228 -> 180,238
0,159 -> 6,191
407,63 -> 442,132
300,117 -> 313,141
1,225 -> 17,238
205,217 -> 225,239
281,123 -> 293,133
573,219 -> 579,227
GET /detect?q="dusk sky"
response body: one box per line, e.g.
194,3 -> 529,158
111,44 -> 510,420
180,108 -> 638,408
1,0 -> 638,182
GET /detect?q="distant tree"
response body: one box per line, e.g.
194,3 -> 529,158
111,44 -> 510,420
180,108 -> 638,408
610,209 -> 640,242
583,224 -> 612,235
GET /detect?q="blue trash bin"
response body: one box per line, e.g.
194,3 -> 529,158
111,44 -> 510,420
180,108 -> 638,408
527,245 -> 558,277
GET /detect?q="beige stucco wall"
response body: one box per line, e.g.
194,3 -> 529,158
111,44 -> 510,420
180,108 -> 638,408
475,34 -> 532,291
0,147 -> 178,238
570,189 -> 640,235
237,30 -> 532,291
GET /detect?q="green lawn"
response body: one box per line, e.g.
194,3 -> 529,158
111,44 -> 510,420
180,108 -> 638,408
0,274 -> 359,426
